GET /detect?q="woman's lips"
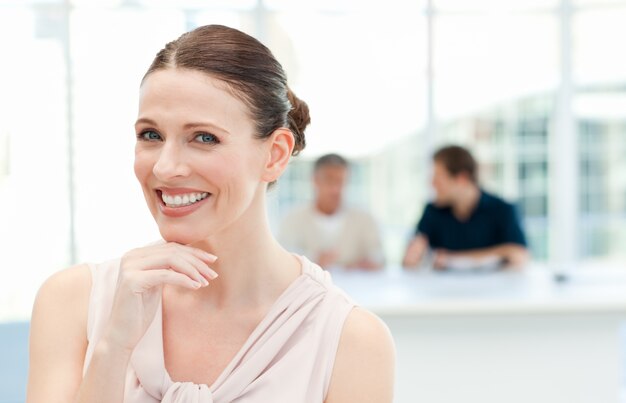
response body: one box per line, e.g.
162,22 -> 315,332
156,189 -> 212,218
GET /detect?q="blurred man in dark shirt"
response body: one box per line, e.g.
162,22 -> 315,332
402,145 -> 528,270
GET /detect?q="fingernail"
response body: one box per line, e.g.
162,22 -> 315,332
192,281 -> 202,289
204,252 -> 218,263
207,269 -> 219,280
201,277 -> 209,286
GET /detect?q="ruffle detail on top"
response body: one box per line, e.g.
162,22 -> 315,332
162,383 -> 213,402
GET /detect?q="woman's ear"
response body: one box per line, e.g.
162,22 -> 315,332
261,128 -> 295,183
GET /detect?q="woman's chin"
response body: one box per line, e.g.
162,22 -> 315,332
158,228 -> 207,246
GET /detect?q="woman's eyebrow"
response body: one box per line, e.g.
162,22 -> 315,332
135,117 -> 157,127
135,118 -> 230,136
183,121 -> 230,136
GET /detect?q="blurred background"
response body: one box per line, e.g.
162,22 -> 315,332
0,0 -> 625,402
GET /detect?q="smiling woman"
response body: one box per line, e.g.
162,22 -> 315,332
26,24 -> 395,403
133,69 -> 271,241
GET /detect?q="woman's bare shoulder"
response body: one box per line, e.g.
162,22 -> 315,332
27,264 -> 93,402
325,307 -> 396,403
36,263 -> 92,307
32,263 -> 93,341
340,307 -> 394,343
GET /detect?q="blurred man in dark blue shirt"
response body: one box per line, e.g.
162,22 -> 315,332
402,145 -> 528,270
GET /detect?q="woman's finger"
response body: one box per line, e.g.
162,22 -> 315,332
177,251 -> 219,282
120,242 -> 218,286
128,268 -> 204,291
126,252 -> 209,286
179,244 -> 218,264
154,243 -> 218,280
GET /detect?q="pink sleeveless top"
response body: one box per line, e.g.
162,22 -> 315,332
82,255 -> 355,403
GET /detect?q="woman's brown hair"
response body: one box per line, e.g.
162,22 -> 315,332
142,24 -> 309,155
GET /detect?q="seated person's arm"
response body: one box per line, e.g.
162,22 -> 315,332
403,205 -> 436,269
402,235 -> 428,269
325,308 -> 395,403
498,243 -> 529,266
326,250 -> 383,271
434,243 -> 529,269
318,250 -> 340,269
346,258 -> 383,271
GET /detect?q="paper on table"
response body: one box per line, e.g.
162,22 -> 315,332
444,255 -> 503,271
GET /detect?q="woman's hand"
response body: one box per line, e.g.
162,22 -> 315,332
103,242 -> 218,352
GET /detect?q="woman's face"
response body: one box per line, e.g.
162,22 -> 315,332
134,68 -> 269,244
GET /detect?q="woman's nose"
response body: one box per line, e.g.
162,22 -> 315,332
152,143 -> 191,180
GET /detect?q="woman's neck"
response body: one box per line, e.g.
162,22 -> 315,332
184,203 -> 301,310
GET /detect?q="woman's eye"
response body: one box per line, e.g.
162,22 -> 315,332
138,130 -> 162,141
195,133 -> 219,144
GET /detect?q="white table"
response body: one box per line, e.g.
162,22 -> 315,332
331,266 -> 626,403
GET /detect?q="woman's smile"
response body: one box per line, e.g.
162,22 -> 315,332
156,188 -> 213,218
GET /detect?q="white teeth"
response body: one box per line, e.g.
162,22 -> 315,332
160,191 -> 209,208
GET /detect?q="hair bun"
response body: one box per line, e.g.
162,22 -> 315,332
286,88 -> 310,156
